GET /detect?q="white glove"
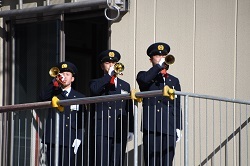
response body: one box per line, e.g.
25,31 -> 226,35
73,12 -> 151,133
108,66 -> 115,76
72,139 -> 81,154
58,73 -> 65,82
127,132 -> 134,142
176,129 -> 182,142
158,58 -> 165,67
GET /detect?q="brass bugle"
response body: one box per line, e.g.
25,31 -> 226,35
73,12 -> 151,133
49,67 -> 65,85
165,54 -> 175,65
49,67 -> 60,77
114,62 -> 124,75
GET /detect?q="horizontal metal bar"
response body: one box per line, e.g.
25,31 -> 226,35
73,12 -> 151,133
0,101 -> 51,113
136,90 -> 163,98
0,0 -> 107,17
174,91 -> 250,105
59,90 -> 164,106
0,90 -> 163,112
59,93 -> 131,106
1,89 -> 250,113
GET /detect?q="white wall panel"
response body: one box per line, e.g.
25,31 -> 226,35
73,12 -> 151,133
156,0 -> 195,93
110,0 -> 250,165
110,0 -> 157,89
134,0 -> 157,84
109,10 -> 137,89
234,1 -> 250,165
194,1 -> 237,165
236,0 -> 250,100
195,0 -> 236,97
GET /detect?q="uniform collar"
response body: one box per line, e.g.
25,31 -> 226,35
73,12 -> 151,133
62,87 -> 71,96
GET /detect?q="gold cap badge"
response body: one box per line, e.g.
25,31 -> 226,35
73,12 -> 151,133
158,45 -> 164,51
109,52 -> 115,57
62,64 -> 68,68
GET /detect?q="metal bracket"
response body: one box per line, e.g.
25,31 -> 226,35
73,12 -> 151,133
114,0 -> 129,11
104,0 -> 129,21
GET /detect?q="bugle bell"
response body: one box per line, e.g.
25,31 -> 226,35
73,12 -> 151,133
49,67 -> 60,77
114,62 -> 124,75
165,54 -> 175,65
49,67 -> 65,85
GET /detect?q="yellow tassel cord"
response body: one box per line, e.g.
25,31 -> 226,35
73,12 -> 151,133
130,89 -> 143,103
51,96 -> 64,112
162,85 -> 175,100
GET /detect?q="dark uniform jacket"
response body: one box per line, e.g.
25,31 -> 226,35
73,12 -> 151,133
137,64 -> 182,136
89,74 -> 134,137
39,81 -> 85,146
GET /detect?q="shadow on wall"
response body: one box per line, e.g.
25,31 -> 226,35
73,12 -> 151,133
199,116 -> 250,166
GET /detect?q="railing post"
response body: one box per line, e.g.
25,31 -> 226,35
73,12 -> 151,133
134,100 -> 138,166
184,95 -> 189,166
54,111 -> 60,166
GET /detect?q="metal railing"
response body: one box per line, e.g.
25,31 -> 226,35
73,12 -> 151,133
0,88 -> 249,166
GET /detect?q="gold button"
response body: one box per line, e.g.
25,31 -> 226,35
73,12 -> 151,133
158,100 -> 161,103
67,117 -> 70,119
121,100 -> 124,102
66,124 -> 68,127
109,107 -> 112,109
157,109 -> 160,112
109,116 -> 111,118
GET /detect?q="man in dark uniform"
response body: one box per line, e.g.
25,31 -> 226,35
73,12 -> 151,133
136,42 -> 182,166
89,50 -> 134,166
39,61 -> 85,166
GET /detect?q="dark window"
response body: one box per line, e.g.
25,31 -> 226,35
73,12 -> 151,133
14,20 -> 60,104
13,19 -> 60,165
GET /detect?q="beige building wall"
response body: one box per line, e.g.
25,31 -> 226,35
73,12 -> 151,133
110,0 -> 250,165
112,0 -> 250,99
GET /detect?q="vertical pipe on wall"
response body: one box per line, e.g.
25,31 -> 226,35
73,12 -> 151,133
60,14 -> 65,61
192,0 -> 197,93
133,0 -> 137,90
233,0 -> 238,100
233,1 -> 238,166
19,0 -> 23,9
9,24 -> 16,166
